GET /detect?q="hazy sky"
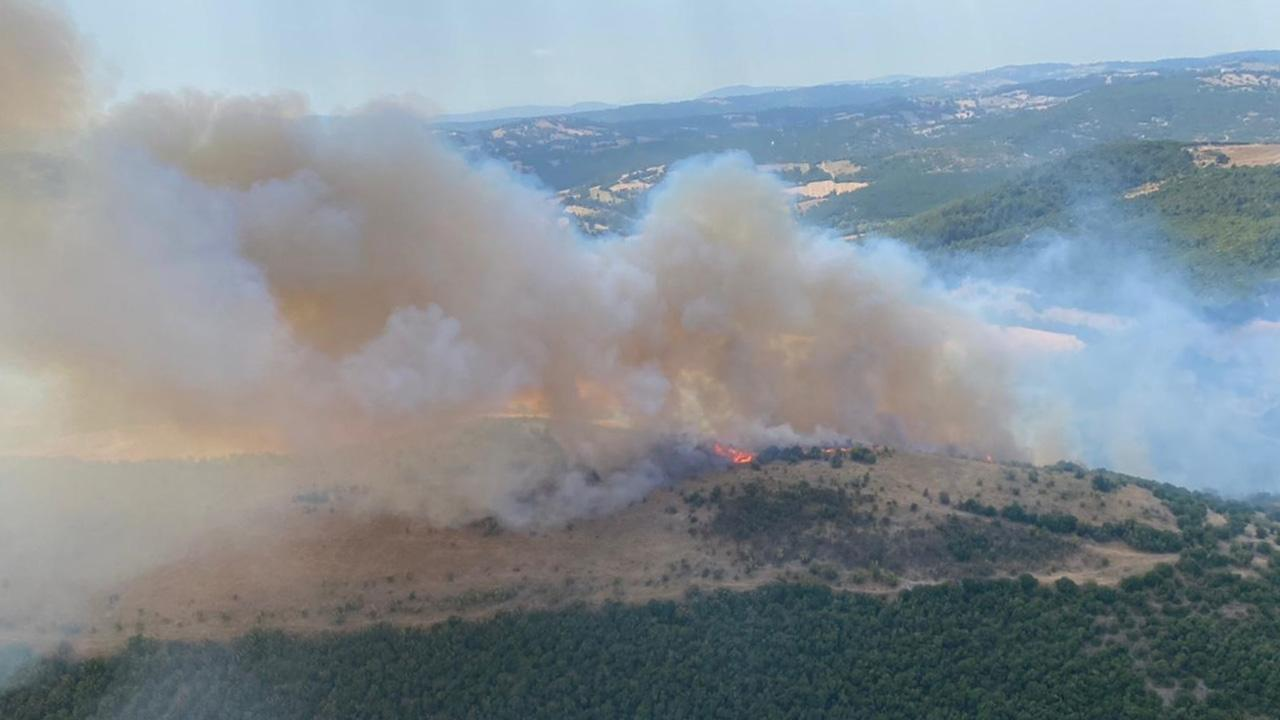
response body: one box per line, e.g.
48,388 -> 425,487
64,0 -> 1280,114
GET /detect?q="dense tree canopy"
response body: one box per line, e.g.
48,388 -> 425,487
6,552 -> 1280,720
892,141 -> 1280,291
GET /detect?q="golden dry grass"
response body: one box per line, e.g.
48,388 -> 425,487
1192,144 -> 1280,168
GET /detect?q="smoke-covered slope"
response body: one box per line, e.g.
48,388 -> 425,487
2,422 -> 1270,656
3,432 -> 1279,718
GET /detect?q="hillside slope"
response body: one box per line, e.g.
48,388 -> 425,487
451,53 -> 1280,241
893,141 -> 1280,290
3,426 -> 1280,718
1,423 -> 1270,657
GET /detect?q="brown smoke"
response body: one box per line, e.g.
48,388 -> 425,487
0,1 -> 1018,523
0,0 -> 85,139
0,2 -> 1030,635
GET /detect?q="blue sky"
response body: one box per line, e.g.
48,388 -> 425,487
64,0 -> 1280,114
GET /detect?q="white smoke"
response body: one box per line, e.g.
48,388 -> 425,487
956,233 -> 1280,493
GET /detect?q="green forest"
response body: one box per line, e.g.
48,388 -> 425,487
891,141 -> 1280,290
6,566 -> 1280,719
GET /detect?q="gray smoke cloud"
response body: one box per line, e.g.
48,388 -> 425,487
0,0 -> 84,140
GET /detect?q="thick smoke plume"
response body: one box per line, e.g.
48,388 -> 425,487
0,1 -> 1030,640
0,0 -> 84,139
0,0 -> 1017,521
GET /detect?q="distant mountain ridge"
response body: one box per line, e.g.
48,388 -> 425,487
434,101 -> 615,128
439,49 -> 1280,129
437,48 -> 1280,294
697,84 -> 792,99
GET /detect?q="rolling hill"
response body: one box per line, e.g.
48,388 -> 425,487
7,43 -> 1280,720
444,50 -> 1280,238
4,420 -> 1280,718
892,140 -> 1280,291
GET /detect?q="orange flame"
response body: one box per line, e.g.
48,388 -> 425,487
712,442 -> 755,466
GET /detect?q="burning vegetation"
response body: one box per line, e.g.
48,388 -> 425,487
710,442 -> 755,466
711,441 -> 886,469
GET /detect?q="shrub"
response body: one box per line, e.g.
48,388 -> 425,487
1091,474 -> 1120,493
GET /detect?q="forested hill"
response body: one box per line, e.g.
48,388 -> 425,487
892,141 -> 1280,291
454,52 -> 1280,243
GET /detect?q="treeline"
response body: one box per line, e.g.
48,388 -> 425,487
753,444 -> 880,467
953,466 -> 1273,561
8,556 -> 1280,719
955,498 -> 1185,553
891,140 -> 1280,290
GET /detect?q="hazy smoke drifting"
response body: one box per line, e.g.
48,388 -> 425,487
955,233 -> 1280,494
0,0 -> 84,139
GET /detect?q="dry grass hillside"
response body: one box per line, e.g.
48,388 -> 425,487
3,419 -> 1273,657
1192,143 -> 1280,168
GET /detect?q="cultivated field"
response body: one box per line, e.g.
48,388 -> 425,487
1192,143 -> 1280,167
